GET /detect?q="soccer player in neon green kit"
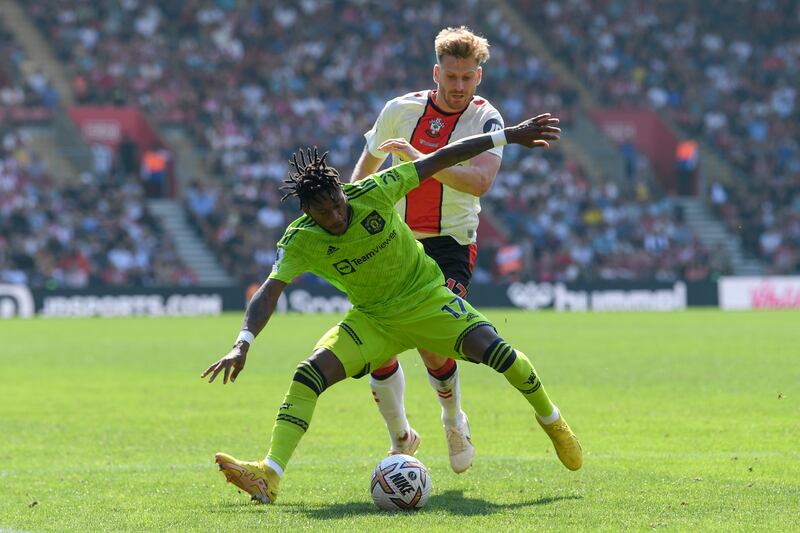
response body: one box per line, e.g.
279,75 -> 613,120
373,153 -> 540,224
202,113 -> 582,504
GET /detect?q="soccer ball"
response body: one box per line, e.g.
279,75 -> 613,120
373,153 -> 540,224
370,454 -> 431,511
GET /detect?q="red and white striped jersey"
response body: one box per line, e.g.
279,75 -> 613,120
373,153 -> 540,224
364,90 -> 504,245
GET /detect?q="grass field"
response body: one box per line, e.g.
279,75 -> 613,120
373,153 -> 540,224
1,310 -> 799,532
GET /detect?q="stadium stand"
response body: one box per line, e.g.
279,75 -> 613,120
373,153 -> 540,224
0,127 -> 197,287
521,0 -> 800,273
0,19 -> 57,110
7,1 -> 750,284
486,148 -> 730,282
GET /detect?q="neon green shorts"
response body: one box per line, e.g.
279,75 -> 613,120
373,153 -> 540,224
314,285 -> 493,378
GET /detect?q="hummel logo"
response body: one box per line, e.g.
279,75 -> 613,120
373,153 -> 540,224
326,245 -> 339,255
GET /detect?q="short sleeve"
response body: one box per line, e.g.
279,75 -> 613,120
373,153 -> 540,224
482,110 -> 505,159
368,162 -> 421,206
364,100 -> 397,158
268,237 -> 306,284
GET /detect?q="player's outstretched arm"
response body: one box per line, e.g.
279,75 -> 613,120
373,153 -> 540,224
375,138 -> 501,197
410,113 -> 560,182
201,278 -> 287,384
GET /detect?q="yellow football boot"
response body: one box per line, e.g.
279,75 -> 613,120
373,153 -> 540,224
537,410 -> 583,471
215,453 -> 280,504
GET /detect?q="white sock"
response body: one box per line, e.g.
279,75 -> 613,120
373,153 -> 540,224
370,364 -> 410,447
265,458 -> 284,477
427,364 -> 463,426
537,405 -> 560,425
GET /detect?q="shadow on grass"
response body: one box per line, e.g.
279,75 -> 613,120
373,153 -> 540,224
425,490 -> 581,516
284,490 -> 582,519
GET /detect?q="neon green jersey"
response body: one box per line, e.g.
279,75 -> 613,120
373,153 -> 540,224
269,162 -> 445,318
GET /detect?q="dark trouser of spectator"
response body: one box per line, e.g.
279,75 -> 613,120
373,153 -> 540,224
118,138 -> 138,175
144,171 -> 165,198
677,168 -> 696,196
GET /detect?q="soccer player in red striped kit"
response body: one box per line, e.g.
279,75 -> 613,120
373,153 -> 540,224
348,26 -> 505,472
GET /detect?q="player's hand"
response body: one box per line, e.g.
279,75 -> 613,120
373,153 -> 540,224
378,138 -> 423,162
201,342 -> 248,384
505,114 -> 561,149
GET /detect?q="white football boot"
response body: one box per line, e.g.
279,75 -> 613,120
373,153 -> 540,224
445,412 -> 474,473
388,427 -> 421,456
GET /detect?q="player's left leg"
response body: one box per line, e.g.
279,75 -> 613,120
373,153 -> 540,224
459,325 -> 583,471
405,287 -> 582,471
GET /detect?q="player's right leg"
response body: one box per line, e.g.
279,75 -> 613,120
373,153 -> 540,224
370,356 -> 420,456
217,311 -> 402,504
418,348 -> 473,473
216,346 -> 346,503
215,453 -> 280,504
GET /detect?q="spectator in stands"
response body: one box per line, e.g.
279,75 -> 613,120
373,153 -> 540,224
117,133 -> 139,178
140,142 -> 169,198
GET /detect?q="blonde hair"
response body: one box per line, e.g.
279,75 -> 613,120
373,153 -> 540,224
435,26 -> 490,65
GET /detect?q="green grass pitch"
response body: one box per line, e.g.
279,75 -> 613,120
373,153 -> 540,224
1,310 -> 798,531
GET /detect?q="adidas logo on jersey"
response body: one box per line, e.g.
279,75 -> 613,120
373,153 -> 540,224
327,245 -> 339,255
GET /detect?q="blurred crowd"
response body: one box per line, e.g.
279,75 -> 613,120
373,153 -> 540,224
484,146 -> 729,282
7,0 -> 780,286
0,128 -> 195,288
526,0 -> 800,273
0,21 -> 59,109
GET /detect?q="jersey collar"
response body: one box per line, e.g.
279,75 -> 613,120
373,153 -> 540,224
429,90 -> 472,116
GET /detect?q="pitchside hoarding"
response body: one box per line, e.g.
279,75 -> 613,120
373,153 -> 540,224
9,278 -> 800,318
1,281 -> 722,319
0,284 -> 36,318
718,277 -> 800,310
499,281 -> 688,311
0,285 -> 244,319
279,280 -> 717,312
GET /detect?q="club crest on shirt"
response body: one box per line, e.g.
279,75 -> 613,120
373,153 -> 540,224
426,117 -> 445,138
333,259 -> 356,275
361,210 -> 385,235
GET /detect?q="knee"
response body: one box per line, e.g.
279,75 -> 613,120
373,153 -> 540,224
370,358 -> 400,381
459,324 -> 502,364
292,359 -> 329,396
304,348 -> 346,390
374,356 -> 399,372
418,349 -> 448,370
480,338 -> 517,373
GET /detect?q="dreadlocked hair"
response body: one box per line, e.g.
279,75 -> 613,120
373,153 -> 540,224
280,147 -> 341,206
